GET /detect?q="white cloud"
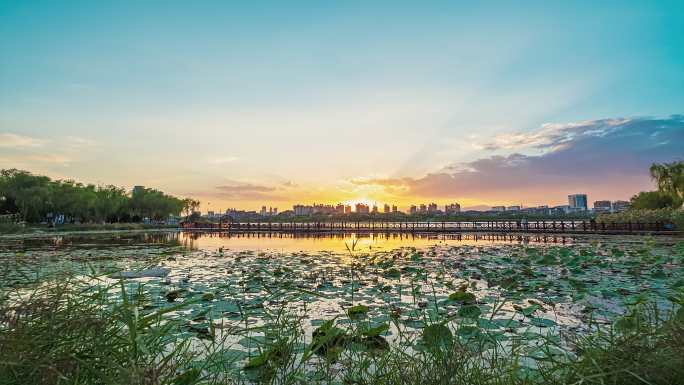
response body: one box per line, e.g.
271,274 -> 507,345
65,136 -> 99,149
0,133 -> 45,148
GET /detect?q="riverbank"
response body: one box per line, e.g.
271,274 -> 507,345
0,222 -> 178,237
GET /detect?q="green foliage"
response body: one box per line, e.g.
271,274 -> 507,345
597,162 -> 684,230
650,161 -> 684,204
0,169 -> 196,224
630,190 -> 682,210
598,208 -> 684,229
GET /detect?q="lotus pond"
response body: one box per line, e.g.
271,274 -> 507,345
1,231 -> 683,385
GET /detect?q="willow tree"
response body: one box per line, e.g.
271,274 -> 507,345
650,161 -> 684,207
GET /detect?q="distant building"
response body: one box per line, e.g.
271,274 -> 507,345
260,206 -> 268,216
491,206 -> 506,212
568,194 -> 588,211
293,205 -> 314,216
383,204 -> 390,213
225,208 -> 259,221
445,203 -> 461,214
612,200 -> 630,212
593,200 -> 612,213
371,205 -> 378,214
392,205 -> 398,213
506,206 -> 521,211
427,203 -> 438,213
335,204 -> 345,214
419,204 -> 427,213
132,185 -> 145,195
409,205 -> 417,215
312,204 -> 336,214
356,203 -> 370,214
344,205 -> 352,214
554,205 -> 573,214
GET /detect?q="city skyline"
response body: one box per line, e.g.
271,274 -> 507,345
2,2 -> 683,210
207,193 -> 630,216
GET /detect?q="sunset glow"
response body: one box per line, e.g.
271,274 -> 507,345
1,2 -> 682,212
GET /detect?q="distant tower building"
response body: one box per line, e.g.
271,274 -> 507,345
612,200 -> 630,212
445,203 -> 461,214
344,205 -> 352,214
419,204 -> 427,213
260,206 -> 268,216
568,194 -> 588,210
383,204 -> 390,213
427,203 -> 438,213
371,204 -> 378,214
410,205 -> 417,215
335,204 -> 345,214
355,203 -> 370,214
392,205 -> 398,213
593,200 -> 612,213
506,206 -> 521,211
491,206 -> 506,212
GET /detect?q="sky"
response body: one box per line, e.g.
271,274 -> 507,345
1,1 -> 683,212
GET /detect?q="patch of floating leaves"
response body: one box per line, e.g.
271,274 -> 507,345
3,235 -> 684,377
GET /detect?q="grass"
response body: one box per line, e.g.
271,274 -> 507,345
1,274 -> 682,385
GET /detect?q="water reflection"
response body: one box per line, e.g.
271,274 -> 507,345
3,230 -> 666,253
178,231 -> 578,252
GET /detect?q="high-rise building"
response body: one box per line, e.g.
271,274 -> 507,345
383,204 -> 390,213
491,206 -> 506,212
568,194 -> 588,210
260,206 -> 267,216
409,205 -> 417,215
506,206 -> 521,211
419,204 -> 427,213
445,203 -> 461,214
392,205 -> 398,213
132,186 -> 145,196
612,200 -> 630,212
335,204 -> 345,214
355,203 -> 370,214
312,204 -> 336,214
371,205 -> 378,214
593,200 -> 612,213
293,205 -> 314,216
344,205 -> 352,214
427,203 -> 438,213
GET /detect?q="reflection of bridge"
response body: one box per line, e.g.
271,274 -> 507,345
181,220 -> 679,235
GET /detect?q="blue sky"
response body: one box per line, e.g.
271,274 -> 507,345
1,1 -> 683,209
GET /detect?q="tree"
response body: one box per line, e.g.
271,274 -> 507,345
0,169 -> 198,224
650,161 -> 684,206
630,191 -> 682,210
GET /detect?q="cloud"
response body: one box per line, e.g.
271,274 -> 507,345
65,136 -> 99,149
208,156 -> 240,165
354,115 -> 684,203
213,182 -> 285,201
0,133 -> 44,148
478,118 -> 630,152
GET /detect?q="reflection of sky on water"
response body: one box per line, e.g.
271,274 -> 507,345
178,231 -> 582,253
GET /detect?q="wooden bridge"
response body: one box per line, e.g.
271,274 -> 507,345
181,220 -> 679,235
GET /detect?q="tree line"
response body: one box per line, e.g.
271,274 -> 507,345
0,169 -> 200,224
629,161 -> 684,209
